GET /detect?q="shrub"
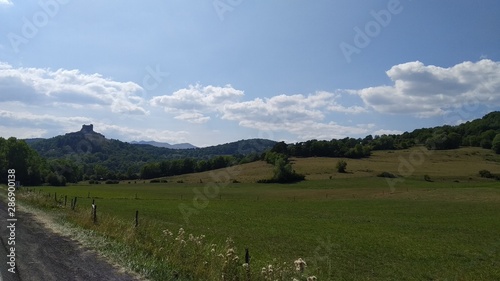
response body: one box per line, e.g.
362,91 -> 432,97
424,174 -> 433,182
377,172 -> 396,178
336,160 -> 347,173
479,170 -> 493,178
105,180 -> 119,184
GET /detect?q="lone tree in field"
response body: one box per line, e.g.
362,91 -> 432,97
336,159 -> 347,173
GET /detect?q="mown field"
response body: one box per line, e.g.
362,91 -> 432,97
14,147 -> 500,280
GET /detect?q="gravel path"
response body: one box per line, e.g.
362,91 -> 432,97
0,201 -> 143,281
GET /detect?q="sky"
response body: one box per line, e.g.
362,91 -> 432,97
0,0 -> 499,147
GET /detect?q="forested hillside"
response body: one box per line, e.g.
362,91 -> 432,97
281,111 -> 500,156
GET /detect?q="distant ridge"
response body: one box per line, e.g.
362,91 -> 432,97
131,140 -> 197,149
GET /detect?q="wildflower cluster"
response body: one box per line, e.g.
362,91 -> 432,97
159,227 -> 318,280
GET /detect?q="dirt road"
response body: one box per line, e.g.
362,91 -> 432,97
0,201 -> 143,281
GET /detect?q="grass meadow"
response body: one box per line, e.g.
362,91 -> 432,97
11,147 -> 500,280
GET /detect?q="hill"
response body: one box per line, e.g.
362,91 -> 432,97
25,124 -> 276,180
130,140 -> 197,149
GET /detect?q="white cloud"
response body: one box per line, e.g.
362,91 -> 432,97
372,129 -> 404,136
151,86 -> 370,140
0,62 -> 148,115
221,91 -> 369,140
150,84 -> 244,123
0,109 -> 92,137
0,109 -> 189,143
174,112 -> 211,124
356,59 -> 500,117
0,0 -> 13,6
93,123 -> 189,144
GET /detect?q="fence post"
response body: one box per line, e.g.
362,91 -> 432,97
245,248 -> 250,280
135,210 -> 139,228
92,204 -> 97,224
73,197 -> 77,210
54,192 -> 57,202
64,195 -> 67,206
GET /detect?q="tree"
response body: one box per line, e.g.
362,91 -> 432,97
270,141 -> 288,155
492,134 -> 500,154
336,160 -> 347,173
0,137 -> 45,185
258,154 -> 305,183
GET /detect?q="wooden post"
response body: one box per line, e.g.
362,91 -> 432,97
73,197 -> 77,210
55,192 -> 57,202
245,248 -> 250,264
245,248 -> 250,280
93,204 -> 97,224
64,195 -> 67,206
135,210 -> 139,228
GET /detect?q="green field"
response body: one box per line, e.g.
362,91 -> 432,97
15,147 -> 500,280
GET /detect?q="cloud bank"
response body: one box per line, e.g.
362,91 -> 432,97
356,59 -> 500,117
1,60 -> 498,143
0,62 -> 148,115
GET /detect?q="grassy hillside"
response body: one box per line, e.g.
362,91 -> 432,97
164,146 -> 500,183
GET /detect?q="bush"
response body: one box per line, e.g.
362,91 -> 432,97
336,160 -> 347,173
424,174 -> 433,182
376,172 -> 396,178
105,180 -> 119,184
479,170 -> 494,178
258,156 -> 305,183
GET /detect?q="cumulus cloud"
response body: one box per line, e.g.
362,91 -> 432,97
0,109 -> 92,138
0,109 -> 189,143
372,129 -> 404,136
151,85 -> 369,140
150,84 -> 244,123
356,59 -> 500,117
93,123 -> 189,143
220,91 -> 369,139
0,0 -> 13,6
0,62 -> 148,115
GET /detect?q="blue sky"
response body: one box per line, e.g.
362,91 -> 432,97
0,0 -> 499,147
